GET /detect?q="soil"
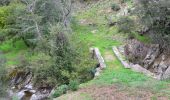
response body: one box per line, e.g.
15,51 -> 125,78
104,52 -> 115,62
57,85 -> 169,100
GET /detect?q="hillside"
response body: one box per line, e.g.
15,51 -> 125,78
56,0 -> 170,99
0,0 -> 170,100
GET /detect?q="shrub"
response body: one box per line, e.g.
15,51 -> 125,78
111,3 -> 120,11
117,16 -> 134,33
0,52 -> 7,97
133,0 -> 170,54
53,85 -> 68,98
69,80 -> 79,91
120,0 -> 132,4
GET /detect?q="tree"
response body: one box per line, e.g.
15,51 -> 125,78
0,0 -> 11,6
15,0 -> 72,47
134,0 -> 170,53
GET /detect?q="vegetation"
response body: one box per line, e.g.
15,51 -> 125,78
111,3 -> 120,11
0,52 -> 7,97
133,0 -> 170,53
53,85 -> 69,98
0,0 -> 96,98
117,16 -> 134,34
55,0 -> 170,99
69,80 -> 79,91
0,0 -> 170,99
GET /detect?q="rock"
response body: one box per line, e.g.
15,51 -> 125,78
90,48 -> 106,69
95,71 -> 100,77
124,39 -> 148,64
30,94 -> 37,100
90,47 -> 106,77
30,93 -> 49,100
162,66 -> 170,80
112,46 -> 157,79
91,30 -> 98,34
143,44 -> 160,69
94,65 -> 102,77
113,46 -> 131,68
153,63 -> 160,74
17,90 -> 25,100
131,64 -> 155,77
25,84 -> 33,90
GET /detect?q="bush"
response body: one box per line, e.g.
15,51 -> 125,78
53,85 -> 68,98
69,80 -> 79,91
120,0 -> 132,4
117,16 -> 134,33
0,52 -> 7,97
111,3 -> 120,11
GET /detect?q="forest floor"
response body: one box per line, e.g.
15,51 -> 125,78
55,0 -> 170,100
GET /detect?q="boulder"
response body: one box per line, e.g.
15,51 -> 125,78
124,39 -> 148,64
143,44 -> 160,69
162,66 -> 170,80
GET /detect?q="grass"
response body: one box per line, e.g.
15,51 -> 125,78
0,0 -> 169,99
68,0 -> 170,99
0,39 -> 28,66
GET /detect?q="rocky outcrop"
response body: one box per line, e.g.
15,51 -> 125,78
8,68 -> 52,100
162,66 -> 170,80
113,46 -> 156,79
119,39 -> 170,80
143,44 -> 160,69
124,39 -> 149,64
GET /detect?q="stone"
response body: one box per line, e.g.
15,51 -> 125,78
143,44 -> 160,69
162,66 -> 170,80
91,48 -> 106,69
90,48 -> 106,77
131,64 -> 155,77
91,30 -> 98,34
113,46 -> 131,68
112,46 -> 157,79
17,90 -> 25,100
124,39 -> 148,64
95,71 -> 100,77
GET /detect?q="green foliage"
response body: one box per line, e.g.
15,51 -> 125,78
111,3 -> 120,11
69,80 -> 79,91
0,39 -> 27,53
120,0 -> 132,4
134,0 -> 170,53
0,52 -> 7,97
53,85 -> 68,98
33,24 -> 76,87
117,16 -> 134,33
0,2 -> 25,42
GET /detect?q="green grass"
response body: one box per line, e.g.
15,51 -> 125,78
133,32 -> 151,43
0,0 -> 169,99
74,24 -> 170,96
70,0 -> 170,98
0,39 -> 28,66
